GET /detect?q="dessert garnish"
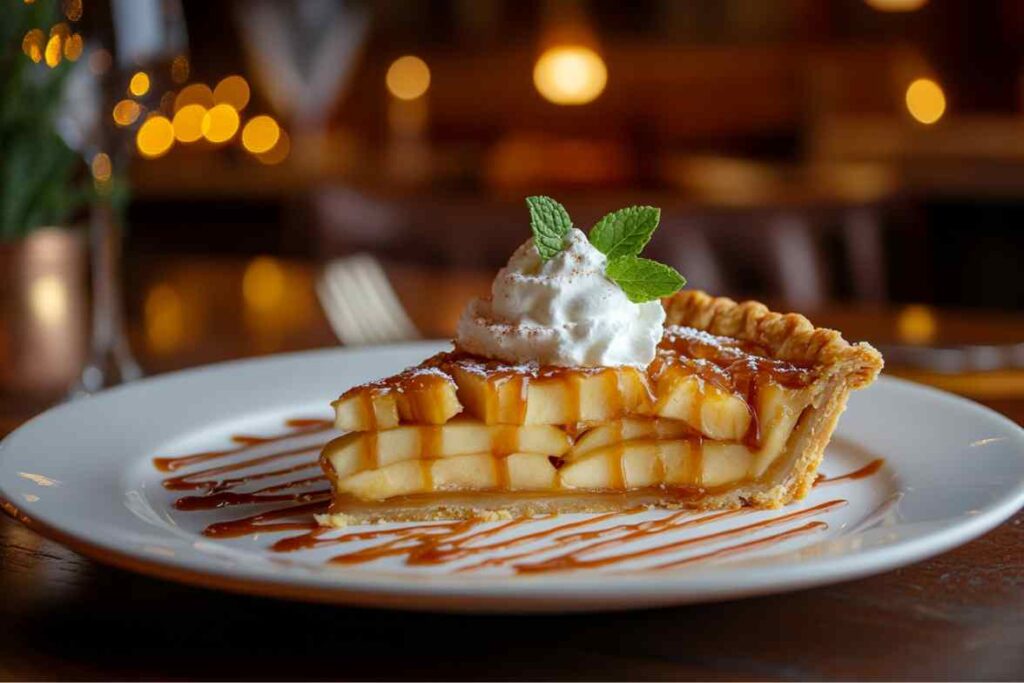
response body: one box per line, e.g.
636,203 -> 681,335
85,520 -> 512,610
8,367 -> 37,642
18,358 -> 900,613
525,195 -> 685,302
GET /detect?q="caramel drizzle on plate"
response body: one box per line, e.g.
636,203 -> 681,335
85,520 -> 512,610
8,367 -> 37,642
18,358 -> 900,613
152,418 -> 331,472
814,458 -> 885,486
153,418 -> 882,575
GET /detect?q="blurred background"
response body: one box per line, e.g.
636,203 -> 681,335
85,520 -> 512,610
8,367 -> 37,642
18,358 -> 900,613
1,0 -> 1022,423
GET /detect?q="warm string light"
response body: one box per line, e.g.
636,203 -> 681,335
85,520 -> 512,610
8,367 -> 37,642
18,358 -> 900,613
22,29 -> 44,63
90,152 -> 112,182
21,4 -> 84,68
112,99 -> 142,126
17,1 -> 277,165
214,75 -> 250,111
170,55 -> 190,84
241,115 -> 280,154
864,0 -> 927,11
905,77 -> 946,124
533,45 -> 607,105
136,116 -> 175,158
172,104 -> 206,143
62,0 -> 83,21
201,104 -> 240,143
129,71 -> 151,97
174,83 -> 215,111
896,305 -> 937,344
386,56 -> 431,100
145,284 -> 186,354
116,67 -> 287,161
243,257 -> 287,312
62,32 -> 83,61
44,33 -> 62,67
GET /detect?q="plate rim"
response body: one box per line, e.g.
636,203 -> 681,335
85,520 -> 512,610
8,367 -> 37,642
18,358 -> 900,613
2,344 -> 1023,611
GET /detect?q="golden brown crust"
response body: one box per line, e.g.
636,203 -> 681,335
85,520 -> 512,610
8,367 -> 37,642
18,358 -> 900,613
662,290 -> 883,389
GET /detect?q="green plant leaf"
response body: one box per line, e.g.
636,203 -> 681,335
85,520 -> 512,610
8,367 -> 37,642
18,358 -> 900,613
526,195 -> 572,261
605,256 -> 686,303
588,205 -> 660,259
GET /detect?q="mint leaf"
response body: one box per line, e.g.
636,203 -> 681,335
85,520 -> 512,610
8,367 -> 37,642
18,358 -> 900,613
588,205 -> 660,259
526,195 -> 572,261
605,256 -> 686,303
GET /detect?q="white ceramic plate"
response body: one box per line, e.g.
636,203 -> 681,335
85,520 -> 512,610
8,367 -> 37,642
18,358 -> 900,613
2,342 -> 1022,613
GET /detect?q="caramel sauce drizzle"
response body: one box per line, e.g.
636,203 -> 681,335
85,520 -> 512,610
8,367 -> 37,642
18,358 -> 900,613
152,418 -> 331,472
512,499 -> 845,573
160,445 -> 321,492
156,418 -> 882,576
645,521 -> 829,571
175,477 -> 330,511
814,458 -> 885,486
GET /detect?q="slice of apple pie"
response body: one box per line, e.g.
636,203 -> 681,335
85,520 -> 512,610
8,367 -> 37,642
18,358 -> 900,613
318,198 -> 883,525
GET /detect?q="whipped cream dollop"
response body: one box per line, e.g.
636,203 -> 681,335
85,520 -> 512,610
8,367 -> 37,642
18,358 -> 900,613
456,228 -> 665,367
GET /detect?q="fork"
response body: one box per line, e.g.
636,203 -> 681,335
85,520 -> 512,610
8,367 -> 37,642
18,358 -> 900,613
316,253 -> 421,345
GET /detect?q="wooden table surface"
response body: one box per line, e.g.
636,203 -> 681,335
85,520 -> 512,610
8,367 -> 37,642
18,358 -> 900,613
1,254 -> 1022,681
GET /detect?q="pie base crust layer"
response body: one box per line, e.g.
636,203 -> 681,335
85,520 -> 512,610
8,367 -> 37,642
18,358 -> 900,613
320,291 -> 883,525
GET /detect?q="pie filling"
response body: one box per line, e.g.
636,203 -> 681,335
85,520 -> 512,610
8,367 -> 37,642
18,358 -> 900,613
322,325 -> 822,511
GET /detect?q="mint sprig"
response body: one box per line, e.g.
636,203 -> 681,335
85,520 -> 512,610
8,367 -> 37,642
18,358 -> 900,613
522,196 -> 686,302
605,256 -> 687,303
526,195 -> 572,261
588,205 -> 660,260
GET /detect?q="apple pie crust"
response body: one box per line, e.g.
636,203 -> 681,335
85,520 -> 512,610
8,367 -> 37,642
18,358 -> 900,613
319,291 -> 883,525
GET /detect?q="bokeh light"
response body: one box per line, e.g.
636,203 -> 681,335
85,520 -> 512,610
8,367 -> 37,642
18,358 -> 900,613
256,129 -> 290,165
62,0 -> 83,21
22,29 -> 44,63
49,22 -> 70,40
172,104 -> 206,143
90,152 -> 112,182
897,305 -> 938,344
213,75 -> 251,111
864,0 -> 927,10
905,78 -> 946,124
174,83 -> 214,112
241,115 -> 280,154
170,55 -> 190,84
145,284 -> 185,354
136,115 -> 175,158
129,71 -> 150,97
44,34 -> 62,67
63,33 -> 83,61
533,46 -> 608,105
243,257 -> 287,311
386,55 -> 431,100
159,90 -> 176,115
200,104 -> 240,143
88,48 -> 111,75
112,99 -> 142,126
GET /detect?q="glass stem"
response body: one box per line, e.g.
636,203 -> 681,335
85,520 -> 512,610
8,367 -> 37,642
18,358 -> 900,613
70,197 -> 141,396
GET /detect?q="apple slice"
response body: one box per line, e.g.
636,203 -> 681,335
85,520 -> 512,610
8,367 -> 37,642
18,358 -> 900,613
335,452 -> 559,501
568,418 -> 699,460
333,368 -> 462,431
559,430 -> 812,491
650,364 -> 752,440
559,439 -> 701,490
450,363 -> 654,425
322,418 -> 572,479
